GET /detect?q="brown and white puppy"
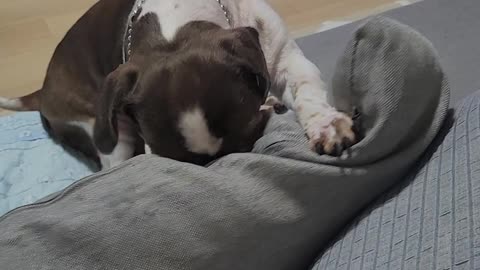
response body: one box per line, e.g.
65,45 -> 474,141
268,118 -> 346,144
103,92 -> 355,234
0,0 -> 356,169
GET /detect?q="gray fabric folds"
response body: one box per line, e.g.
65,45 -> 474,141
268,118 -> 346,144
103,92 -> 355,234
312,91 -> 478,270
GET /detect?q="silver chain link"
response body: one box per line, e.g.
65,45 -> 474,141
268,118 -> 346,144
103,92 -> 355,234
122,0 -> 146,63
215,0 -> 231,26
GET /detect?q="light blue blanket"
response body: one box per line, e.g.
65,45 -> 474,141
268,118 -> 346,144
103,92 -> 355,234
0,112 -> 95,216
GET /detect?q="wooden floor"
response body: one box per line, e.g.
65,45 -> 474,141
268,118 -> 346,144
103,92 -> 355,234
0,0 -> 405,108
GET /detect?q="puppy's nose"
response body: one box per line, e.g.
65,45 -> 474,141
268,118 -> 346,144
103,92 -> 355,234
190,154 -> 216,166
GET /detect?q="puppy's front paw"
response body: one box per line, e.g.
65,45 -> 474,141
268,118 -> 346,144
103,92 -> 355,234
307,112 -> 356,156
261,96 -> 288,114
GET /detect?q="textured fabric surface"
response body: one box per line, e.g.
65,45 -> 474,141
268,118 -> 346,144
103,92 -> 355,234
328,17 -> 448,165
0,112 -> 95,216
312,91 -> 479,270
297,0 -> 480,105
0,18 -> 449,269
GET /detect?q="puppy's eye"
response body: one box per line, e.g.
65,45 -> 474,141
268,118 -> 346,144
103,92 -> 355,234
255,74 -> 269,101
255,74 -> 261,88
242,71 -> 268,101
255,74 -> 266,90
242,70 -> 257,85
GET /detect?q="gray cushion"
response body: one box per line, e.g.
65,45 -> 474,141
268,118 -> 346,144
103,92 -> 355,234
312,90 -> 478,269
0,18 -> 448,269
297,0 -> 480,105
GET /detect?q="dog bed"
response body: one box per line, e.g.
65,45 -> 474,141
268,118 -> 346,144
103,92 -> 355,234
0,112 -> 95,215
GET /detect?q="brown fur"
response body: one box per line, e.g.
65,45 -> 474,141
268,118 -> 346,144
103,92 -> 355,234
2,0 -> 271,166
95,17 -> 271,164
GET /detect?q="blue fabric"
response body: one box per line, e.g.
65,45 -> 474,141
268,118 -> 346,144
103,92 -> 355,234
0,112 -> 95,216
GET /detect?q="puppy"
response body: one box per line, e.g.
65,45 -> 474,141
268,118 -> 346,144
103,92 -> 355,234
0,0 -> 356,169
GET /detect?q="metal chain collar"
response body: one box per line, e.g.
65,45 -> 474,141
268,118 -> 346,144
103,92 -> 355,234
122,0 -> 232,63
215,0 -> 231,26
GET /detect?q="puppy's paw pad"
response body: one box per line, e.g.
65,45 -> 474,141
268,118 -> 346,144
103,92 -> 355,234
308,113 -> 356,156
263,96 -> 288,114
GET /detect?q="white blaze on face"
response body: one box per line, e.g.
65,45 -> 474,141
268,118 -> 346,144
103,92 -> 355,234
177,106 -> 223,156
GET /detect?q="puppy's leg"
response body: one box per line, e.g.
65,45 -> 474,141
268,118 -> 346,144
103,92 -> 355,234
65,120 -> 136,169
281,43 -> 355,156
98,131 -> 136,169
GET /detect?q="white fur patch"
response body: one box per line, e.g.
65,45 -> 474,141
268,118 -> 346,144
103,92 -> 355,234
144,144 -> 153,154
69,120 -> 136,169
177,106 -> 223,156
140,0 -> 230,41
0,97 -> 23,110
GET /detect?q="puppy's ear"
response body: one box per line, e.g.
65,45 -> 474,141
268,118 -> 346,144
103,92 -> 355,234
233,27 -> 271,102
94,64 -> 138,154
242,27 -> 261,42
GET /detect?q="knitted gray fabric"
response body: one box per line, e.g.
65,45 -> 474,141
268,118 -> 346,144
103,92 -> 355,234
0,18 -> 449,269
312,92 -> 478,269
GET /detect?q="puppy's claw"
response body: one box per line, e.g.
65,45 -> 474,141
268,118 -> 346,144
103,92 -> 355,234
333,143 -> 343,157
342,137 -> 354,149
273,103 -> 288,114
312,138 -> 325,155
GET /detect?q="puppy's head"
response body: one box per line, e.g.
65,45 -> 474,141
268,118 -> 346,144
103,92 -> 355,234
94,21 -> 271,165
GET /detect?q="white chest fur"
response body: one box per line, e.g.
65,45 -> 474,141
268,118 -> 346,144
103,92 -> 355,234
137,0 -> 290,88
139,0 -> 231,41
